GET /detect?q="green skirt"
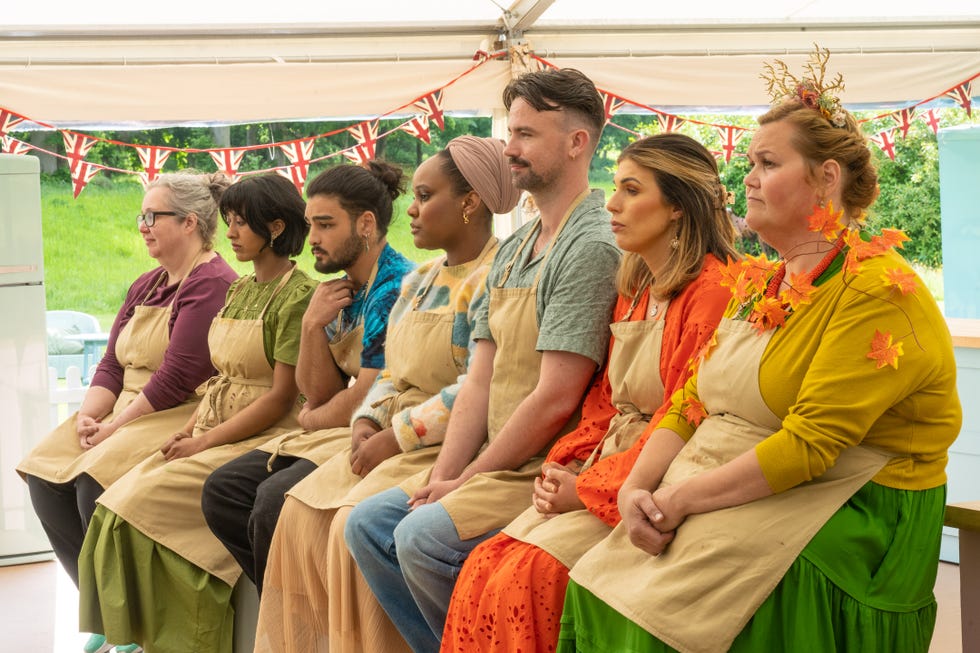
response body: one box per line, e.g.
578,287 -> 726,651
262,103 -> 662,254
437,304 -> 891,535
557,482 -> 944,653
78,505 -> 235,653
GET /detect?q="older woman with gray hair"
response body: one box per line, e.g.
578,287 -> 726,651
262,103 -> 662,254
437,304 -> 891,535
17,171 -> 238,653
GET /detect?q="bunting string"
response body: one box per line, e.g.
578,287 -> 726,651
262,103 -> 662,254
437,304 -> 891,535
0,50 -> 975,197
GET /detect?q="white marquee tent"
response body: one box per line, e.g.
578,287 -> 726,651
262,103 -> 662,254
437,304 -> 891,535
2,0 -> 979,127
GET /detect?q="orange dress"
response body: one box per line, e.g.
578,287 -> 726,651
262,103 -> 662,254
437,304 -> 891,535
441,258 -> 730,653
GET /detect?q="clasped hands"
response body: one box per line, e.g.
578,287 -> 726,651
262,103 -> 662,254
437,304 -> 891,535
76,414 -> 113,450
532,461 -> 585,517
349,421 -> 401,477
161,431 -> 207,460
619,485 -> 684,557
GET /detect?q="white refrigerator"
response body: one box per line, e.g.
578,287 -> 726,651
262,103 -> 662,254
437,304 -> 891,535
0,153 -> 54,564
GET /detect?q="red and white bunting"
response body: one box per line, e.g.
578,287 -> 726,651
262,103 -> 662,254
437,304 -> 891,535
70,160 -> 101,198
0,109 -> 24,140
413,90 -> 445,131
599,91 -> 627,123
399,115 -> 431,144
61,131 -> 98,174
919,108 -> 942,135
944,81 -> 973,116
135,146 -> 171,185
343,121 -> 379,165
277,138 -> 316,191
209,148 -> 247,180
2,135 -> 32,155
715,125 -> 745,163
869,129 -> 898,160
274,166 -> 307,193
891,108 -> 916,138
657,114 -> 685,134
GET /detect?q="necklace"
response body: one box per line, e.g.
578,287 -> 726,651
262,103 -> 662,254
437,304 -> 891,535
648,301 -> 663,319
764,233 -> 845,299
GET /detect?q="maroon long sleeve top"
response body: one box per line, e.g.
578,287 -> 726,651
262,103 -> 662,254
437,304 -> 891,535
90,255 -> 240,410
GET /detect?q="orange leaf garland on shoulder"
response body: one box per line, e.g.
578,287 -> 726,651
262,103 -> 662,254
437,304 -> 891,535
782,272 -> 818,310
882,267 -> 918,295
681,396 -> 708,426
807,200 -> 845,240
867,329 -> 904,369
878,228 -> 911,250
751,297 -> 789,333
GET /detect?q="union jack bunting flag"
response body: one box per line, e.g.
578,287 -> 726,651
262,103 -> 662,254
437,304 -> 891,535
276,166 -> 308,193
277,138 -> 316,191
0,109 -> 24,140
714,125 -> 746,163
919,108 -> 942,135
61,131 -> 98,174
413,90 -> 445,131
135,146 -> 172,185
944,81 -> 973,116
891,108 -> 916,138
869,129 -> 897,161
399,115 -> 431,144
343,121 -> 379,165
599,91 -> 626,122
2,135 -> 32,156
70,160 -> 101,198
657,114 -> 685,134
209,148 -> 247,181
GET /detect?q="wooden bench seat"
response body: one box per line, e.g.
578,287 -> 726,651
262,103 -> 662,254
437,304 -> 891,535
944,501 -> 980,651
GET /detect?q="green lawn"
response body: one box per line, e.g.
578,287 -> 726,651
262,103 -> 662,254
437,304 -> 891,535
41,178 -> 426,329
41,177 -> 943,330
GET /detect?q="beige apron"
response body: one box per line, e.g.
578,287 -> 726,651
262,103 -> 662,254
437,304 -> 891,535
259,263 -> 377,464
98,269 -> 301,586
503,306 -> 666,568
17,269 -> 199,487
569,317 -> 892,653
401,196 -> 587,541
288,255 -> 467,510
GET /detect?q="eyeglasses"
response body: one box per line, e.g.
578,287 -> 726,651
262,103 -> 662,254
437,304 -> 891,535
137,211 -> 179,227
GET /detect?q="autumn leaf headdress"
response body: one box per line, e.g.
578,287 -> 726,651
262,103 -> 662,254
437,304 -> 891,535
761,45 -> 848,128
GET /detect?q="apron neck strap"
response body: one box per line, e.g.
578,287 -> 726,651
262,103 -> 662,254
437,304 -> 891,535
256,264 -> 296,319
140,249 -> 207,306
500,190 -> 589,287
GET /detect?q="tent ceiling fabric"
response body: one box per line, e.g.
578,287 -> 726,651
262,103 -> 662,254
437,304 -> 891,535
2,1 -> 979,125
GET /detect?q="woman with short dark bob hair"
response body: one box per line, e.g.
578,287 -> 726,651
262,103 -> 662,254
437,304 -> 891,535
76,173 -> 317,653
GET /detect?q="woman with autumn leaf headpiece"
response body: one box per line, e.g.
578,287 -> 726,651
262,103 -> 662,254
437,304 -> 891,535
557,47 -> 961,653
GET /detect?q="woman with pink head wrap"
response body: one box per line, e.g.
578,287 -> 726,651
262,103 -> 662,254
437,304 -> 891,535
252,137 -> 520,653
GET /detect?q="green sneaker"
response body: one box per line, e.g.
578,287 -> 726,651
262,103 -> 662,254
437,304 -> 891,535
113,645 -> 143,653
83,634 -> 112,653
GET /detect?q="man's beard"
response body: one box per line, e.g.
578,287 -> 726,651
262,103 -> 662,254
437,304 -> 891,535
313,231 -> 363,274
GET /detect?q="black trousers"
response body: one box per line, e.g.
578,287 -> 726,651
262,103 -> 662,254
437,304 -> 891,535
201,449 -> 317,593
25,472 -> 105,587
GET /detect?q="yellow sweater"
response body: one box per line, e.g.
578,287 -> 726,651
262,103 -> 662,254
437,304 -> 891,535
659,248 -> 961,492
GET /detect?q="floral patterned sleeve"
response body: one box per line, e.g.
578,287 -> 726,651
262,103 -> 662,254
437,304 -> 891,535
390,248 -> 497,452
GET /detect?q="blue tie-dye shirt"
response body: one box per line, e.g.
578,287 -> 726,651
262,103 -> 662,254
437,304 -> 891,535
324,243 -> 415,372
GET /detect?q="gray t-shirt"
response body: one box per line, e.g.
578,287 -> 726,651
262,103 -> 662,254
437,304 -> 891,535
472,189 -> 620,366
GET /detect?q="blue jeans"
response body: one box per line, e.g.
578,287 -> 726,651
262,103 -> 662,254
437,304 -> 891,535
345,487 -> 498,653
